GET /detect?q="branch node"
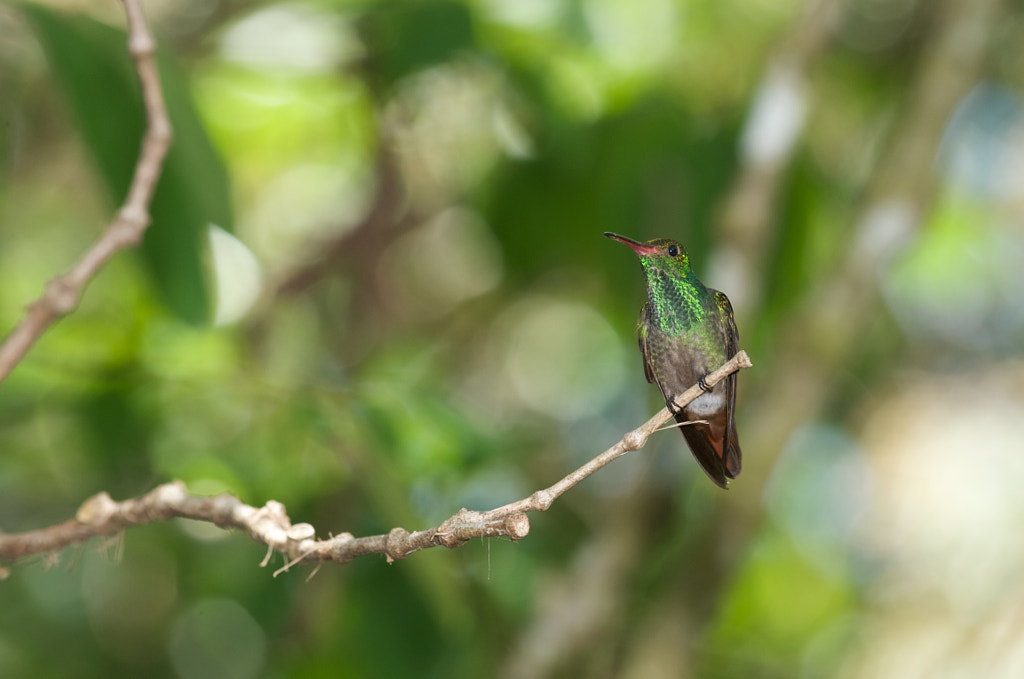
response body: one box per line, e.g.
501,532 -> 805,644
153,481 -> 186,505
245,501 -> 291,544
43,276 -> 78,315
123,0 -> 156,57
505,513 -> 530,541
113,207 -> 149,244
287,523 -> 316,542
385,527 -> 411,563
623,428 -> 647,451
532,489 -> 554,511
76,492 -> 117,525
150,117 -> 173,145
434,532 -> 466,549
434,509 -> 475,548
262,500 -> 289,522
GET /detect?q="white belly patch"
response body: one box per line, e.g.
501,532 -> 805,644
685,389 -> 725,416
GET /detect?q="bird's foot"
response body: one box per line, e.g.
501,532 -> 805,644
697,375 -> 711,393
666,397 -> 682,416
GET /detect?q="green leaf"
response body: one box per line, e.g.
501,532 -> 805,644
23,4 -> 234,324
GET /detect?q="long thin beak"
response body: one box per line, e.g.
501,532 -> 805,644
604,232 -> 659,256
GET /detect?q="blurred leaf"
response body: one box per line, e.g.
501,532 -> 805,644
23,4 -> 234,324
753,154 -> 832,352
482,96 -> 739,299
703,529 -> 855,676
358,0 -> 475,94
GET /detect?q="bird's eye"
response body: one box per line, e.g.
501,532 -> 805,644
667,245 -> 679,257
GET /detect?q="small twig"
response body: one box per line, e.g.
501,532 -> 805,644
653,419 -> 709,433
0,352 -> 752,569
0,0 -> 172,385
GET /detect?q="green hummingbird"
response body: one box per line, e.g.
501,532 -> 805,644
605,232 -> 742,488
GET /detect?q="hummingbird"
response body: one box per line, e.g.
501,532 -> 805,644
605,232 -> 742,488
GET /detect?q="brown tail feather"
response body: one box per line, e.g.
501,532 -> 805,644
725,425 -> 742,479
677,405 -> 743,488
678,413 -> 730,489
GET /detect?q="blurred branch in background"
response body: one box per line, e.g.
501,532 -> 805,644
715,0 -> 849,320
273,142 -> 411,300
0,0 -> 170,385
0,353 -> 751,568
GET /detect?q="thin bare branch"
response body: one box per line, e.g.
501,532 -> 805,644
0,0 -> 172,385
0,352 -> 753,569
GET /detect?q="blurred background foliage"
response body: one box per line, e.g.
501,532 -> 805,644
2,0 -> 1024,676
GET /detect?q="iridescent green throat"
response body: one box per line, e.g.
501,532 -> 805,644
642,261 -> 707,336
